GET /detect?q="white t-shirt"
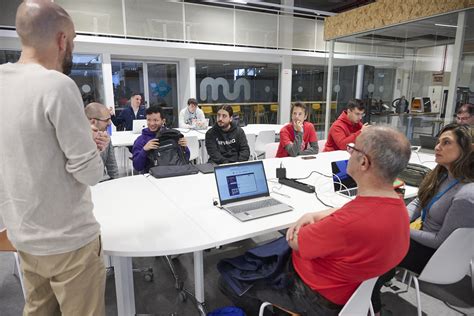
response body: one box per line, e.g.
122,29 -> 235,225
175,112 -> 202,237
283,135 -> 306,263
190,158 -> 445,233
0,63 -> 104,255
179,107 -> 205,128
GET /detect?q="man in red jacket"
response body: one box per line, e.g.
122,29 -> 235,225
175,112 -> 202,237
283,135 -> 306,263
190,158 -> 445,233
324,99 -> 370,152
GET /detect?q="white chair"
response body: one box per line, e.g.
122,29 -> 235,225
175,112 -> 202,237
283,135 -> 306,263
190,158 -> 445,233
264,142 -> 279,159
185,136 -> 200,163
317,139 -> 327,152
255,130 -> 276,158
258,277 -> 378,316
404,228 -> 474,316
339,277 -> 377,316
0,229 -> 26,300
246,133 -> 257,160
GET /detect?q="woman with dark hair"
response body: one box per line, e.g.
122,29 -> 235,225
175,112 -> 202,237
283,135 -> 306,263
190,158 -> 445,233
372,123 -> 474,315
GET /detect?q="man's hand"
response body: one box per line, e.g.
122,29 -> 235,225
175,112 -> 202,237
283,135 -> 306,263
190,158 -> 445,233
108,106 -> 115,116
178,137 -> 187,147
143,139 -> 159,151
92,126 -> 110,151
294,120 -> 303,133
361,122 -> 371,131
286,212 -> 316,242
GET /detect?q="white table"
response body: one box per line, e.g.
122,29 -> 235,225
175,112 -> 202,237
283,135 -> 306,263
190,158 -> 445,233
92,150 -> 435,315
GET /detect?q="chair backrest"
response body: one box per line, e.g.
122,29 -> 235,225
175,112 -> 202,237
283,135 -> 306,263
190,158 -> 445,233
185,136 -> 200,162
246,133 -> 256,160
419,228 -> 474,284
339,277 -> 378,316
255,130 -> 276,153
317,139 -> 327,151
264,142 -> 279,159
202,106 -> 213,115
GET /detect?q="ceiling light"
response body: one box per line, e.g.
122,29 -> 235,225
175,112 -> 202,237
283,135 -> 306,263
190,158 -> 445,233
434,23 -> 458,28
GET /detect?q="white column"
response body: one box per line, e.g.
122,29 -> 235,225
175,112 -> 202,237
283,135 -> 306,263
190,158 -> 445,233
102,53 -> 116,131
279,56 -> 292,124
324,40 -> 335,138
179,57 -> 196,111
445,11 -> 466,125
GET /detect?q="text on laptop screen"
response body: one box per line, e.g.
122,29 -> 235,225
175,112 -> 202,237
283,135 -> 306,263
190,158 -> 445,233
331,160 -> 357,192
215,162 -> 269,204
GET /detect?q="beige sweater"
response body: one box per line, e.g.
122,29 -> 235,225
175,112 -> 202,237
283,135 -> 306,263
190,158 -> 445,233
0,63 -> 104,255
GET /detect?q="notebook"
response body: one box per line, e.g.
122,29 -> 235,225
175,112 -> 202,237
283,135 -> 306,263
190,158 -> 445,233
419,135 -> 437,150
214,161 -> 293,222
132,119 -> 147,134
331,159 -> 358,198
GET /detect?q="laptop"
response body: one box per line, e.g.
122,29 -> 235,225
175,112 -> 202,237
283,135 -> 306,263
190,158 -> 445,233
331,160 -> 358,197
192,118 -> 209,130
214,161 -> 293,222
419,135 -> 437,150
132,119 -> 147,134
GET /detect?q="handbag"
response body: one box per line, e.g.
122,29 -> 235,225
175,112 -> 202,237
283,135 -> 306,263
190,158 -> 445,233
397,163 -> 432,187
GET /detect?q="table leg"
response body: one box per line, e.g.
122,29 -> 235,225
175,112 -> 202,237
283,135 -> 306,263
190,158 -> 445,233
406,116 -> 413,141
111,256 -> 135,316
193,250 -> 206,316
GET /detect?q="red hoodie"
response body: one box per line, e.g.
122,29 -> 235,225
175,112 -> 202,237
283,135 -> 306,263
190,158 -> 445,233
324,111 -> 363,152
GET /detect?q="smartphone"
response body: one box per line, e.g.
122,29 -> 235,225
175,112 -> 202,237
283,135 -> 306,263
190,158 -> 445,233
301,156 -> 316,160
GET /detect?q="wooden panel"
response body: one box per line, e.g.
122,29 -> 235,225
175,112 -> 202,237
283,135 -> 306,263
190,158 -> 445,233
324,0 -> 474,41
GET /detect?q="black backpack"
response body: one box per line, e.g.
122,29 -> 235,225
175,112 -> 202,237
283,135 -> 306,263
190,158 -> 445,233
147,129 -> 189,168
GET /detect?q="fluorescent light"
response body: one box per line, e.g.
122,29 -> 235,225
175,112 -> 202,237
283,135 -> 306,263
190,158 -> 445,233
233,0 -> 247,3
434,23 -> 458,28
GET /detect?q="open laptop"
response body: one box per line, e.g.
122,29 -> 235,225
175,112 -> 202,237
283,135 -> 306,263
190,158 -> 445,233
331,159 -> 358,197
419,135 -> 437,150
214,161 -> 293,222
132,119 -> 147,134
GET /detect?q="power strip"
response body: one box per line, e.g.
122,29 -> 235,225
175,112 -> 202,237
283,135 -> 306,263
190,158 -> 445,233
278,178 -> 315,193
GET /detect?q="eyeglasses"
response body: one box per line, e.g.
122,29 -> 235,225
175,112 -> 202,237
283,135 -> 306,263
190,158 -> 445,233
94,117 -> 111,122
346,143 -> 371,165
456,115 -> 471,122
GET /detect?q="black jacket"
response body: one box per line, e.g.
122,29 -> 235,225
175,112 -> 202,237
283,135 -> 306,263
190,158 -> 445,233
205,122 -> 250,164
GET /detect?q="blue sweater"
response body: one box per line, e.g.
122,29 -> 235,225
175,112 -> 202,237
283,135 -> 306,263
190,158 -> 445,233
132,127 -> 190,173
111,105 -> 146,131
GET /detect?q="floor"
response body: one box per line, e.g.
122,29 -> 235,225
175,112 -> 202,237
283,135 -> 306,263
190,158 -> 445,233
1,235 -> 473,316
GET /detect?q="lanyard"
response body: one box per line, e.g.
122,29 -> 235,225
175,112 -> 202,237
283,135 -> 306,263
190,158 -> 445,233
421,178 -> 459,222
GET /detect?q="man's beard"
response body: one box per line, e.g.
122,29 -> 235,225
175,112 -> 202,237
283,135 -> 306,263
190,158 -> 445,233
62,44 -> 73,76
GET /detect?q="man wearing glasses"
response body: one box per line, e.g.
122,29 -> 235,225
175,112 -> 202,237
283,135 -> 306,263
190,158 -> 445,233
324,99 -> 370,152
456,103 -> 474,143
85,102 -> 119,179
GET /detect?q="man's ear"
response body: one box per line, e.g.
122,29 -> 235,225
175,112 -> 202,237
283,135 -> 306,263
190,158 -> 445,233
360,155 -> 370,171
57,31 -> 67,52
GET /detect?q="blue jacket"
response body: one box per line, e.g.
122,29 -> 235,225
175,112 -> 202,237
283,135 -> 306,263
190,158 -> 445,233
111,105 -> 146,131
217,236 -> 291,296
132,127 -> 190,173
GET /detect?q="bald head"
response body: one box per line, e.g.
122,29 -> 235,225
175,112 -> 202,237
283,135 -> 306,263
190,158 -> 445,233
358,126 -> 411,182
85,102 -> 107,119
16,0 -> 73,49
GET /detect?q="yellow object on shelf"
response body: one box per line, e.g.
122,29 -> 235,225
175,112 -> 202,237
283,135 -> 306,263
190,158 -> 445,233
270,104 -> 278,112
201,106 -> 214,115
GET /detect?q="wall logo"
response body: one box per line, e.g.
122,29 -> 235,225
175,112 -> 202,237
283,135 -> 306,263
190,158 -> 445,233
200,77 -> 250,101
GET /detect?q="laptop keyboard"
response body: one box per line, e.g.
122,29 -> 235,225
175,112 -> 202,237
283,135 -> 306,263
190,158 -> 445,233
227,199 -> 281,214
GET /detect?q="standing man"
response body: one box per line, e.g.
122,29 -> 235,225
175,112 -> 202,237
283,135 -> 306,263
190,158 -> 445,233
110,91 -> 146,131
276,102 -> 319,158
179,97 -> 205,128
324,99 -> 370,152
205,105 -> 250,164
85,102 -> 119,180
133,105 -> 189,173
0,1 -> 107,315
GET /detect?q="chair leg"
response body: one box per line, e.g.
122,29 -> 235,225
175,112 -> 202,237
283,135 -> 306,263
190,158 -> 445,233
401,269 -> 408,283
369,302 -> 375,316
164,255 -> 182,290
413,276 -> 422,316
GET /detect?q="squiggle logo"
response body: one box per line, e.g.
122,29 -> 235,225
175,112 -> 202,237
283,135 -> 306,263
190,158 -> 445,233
200,77 -> 250,101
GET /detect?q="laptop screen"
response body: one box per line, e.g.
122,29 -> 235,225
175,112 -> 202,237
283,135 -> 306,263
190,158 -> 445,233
331,160 -> 357,192
133,119 -> 147,133
214,161 -> 270,205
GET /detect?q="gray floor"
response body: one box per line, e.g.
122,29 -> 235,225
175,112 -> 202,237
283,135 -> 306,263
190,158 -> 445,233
1,237 -> 473,316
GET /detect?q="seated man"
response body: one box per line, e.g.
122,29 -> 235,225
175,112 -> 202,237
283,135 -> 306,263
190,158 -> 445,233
85,102 -> 119,180
324,99 -> 369,152
220,126 -> 411,316
110,92 -> 146,131
205,105 -> 250,164
276,101 -> 318,157
179,97 -> 205,128
456,103 -> 474,142
132,105 -> 189,173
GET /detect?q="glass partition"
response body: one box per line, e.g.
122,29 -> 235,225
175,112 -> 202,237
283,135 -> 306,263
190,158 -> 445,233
196,61 -> 280,125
